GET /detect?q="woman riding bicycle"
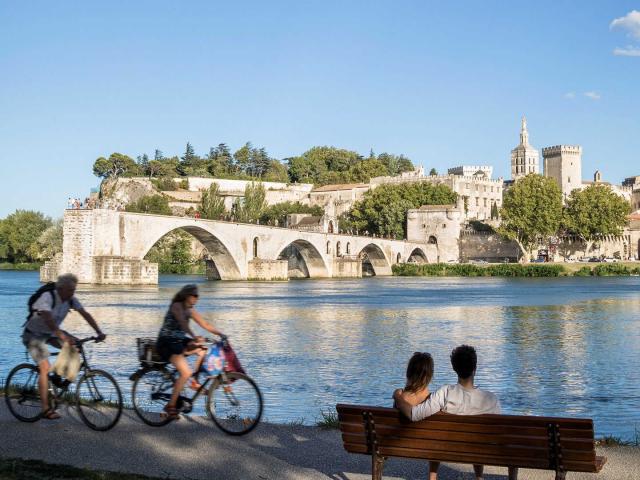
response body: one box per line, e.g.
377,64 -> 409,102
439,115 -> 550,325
156,284 -> 225,419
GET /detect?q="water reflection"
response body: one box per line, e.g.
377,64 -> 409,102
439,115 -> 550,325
1,272 -> 639,439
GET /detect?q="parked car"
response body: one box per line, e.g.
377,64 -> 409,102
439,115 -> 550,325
602,257 -> 619,263
588,257 -> 601,263
564,257 -> 577,263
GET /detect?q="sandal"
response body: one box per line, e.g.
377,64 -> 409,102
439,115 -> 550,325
40,408 -> 61,420
162,404 -> 180,420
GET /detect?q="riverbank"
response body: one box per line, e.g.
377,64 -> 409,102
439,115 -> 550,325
0,405 -> 637,479
393,262 -> 640,277
0,262 -> 40,271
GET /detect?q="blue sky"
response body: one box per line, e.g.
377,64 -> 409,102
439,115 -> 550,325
1,1 -> 639,218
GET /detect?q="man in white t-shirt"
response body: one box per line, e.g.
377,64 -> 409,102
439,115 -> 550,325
22,273 -> 106,420
393,345 -> 516,480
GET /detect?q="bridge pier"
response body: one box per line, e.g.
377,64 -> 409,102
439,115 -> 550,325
248,259 -> 288,281
332,257 -> 362,278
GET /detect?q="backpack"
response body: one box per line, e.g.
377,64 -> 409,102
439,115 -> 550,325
25,282 -> 57,323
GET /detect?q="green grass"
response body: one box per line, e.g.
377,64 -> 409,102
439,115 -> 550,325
316,409 -> 340,429
0,458 -> 169,480
393,263 -> 565,277
0,262 -> 41,271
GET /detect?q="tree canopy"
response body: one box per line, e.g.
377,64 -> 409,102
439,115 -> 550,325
343,182 -> 457,239
0,210 -> 53,263
497,174 -> 563,261
199,183 -> 226,220
235,182 -> 267,223
259,202 -> 324,226
563,184 -> 631,255
125,195 -> 172,215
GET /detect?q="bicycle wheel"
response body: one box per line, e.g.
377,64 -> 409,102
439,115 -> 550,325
4,363 -> 47,422
75,369 -> 123,431
206,372 -> 263,435
131,368 -> 174,427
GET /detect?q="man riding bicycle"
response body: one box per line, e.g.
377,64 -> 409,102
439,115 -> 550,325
22,273 -> 106,419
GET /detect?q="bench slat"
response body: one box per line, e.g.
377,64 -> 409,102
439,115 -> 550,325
338,415 -> 594,440
339,422 -> 594,451
341,433 -> 595,462
337,404 -> 594,430
343,443 -> 601,473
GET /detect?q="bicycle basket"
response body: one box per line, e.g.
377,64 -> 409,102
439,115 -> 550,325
136,338 -> 163,365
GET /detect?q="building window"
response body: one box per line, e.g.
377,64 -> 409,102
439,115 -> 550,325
475,198 -> 479,206
253,237 -> 259,258
346,242 -> 350,254
483,198 -> 487,207
326,241 -> 330,254
396,253 -> 402,264
336,241 -> 341,257
442,224 -> 447,228
568,177 -> 571,183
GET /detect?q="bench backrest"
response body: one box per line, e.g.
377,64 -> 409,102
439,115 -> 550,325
336,404 -> 600,473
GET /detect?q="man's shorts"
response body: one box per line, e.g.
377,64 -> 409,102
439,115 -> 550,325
22,331 -> 63,364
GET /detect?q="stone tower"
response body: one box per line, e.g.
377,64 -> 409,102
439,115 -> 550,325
542,145 -> 582,201
510,116 -> 540,180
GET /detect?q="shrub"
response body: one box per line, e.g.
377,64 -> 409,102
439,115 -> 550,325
592,264 -> 631,276
152,176 -> 177,191
393,263 -> 564,277
573,266 -> 592,277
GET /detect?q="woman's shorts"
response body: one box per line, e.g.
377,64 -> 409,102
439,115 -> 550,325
156,337 -> 192,362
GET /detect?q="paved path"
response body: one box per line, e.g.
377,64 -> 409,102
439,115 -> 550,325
0,404 -> 636,479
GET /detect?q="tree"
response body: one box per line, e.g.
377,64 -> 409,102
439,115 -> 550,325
344,182 -> 457,238
497,174 -> 563,262
348,159 -> 389,183
0,210 -> 53,262
200,183 -> 226,220
92,153 -> 141,178
262,160 -> 289,183
429,168 -> 438,176
30,218 -> 63,261
236,182 -> 267,223
287,146 -> 361,184
377,153 -> 415,176
490,201 -> 499,220
259,202 -> 324,226
154,149 -> 164,161
145,230 -> 195,274
287,155 -> 327,184
234,142 -> 253,176
563,184 -> 631,256
125,195 -> 172,215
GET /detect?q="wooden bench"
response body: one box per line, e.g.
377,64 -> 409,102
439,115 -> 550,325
336,404 -> 606,480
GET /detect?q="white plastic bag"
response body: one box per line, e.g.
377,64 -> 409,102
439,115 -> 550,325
52,342 -> 82,381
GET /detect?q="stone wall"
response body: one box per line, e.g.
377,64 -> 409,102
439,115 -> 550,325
332,257 -> 362,278
460,232 -> 520,262
247,259 -> 289,281
92,256 -> 158,285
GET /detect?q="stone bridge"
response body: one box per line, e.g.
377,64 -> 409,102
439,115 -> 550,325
41,209 -> 443,284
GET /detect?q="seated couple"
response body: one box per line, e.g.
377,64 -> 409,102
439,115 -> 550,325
393,345 -> 517,480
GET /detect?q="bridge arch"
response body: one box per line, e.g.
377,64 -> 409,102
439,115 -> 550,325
140,225 -> 242,280
408,247 -> 428,264
358,243 -> 391,276
277,239 -> 329,279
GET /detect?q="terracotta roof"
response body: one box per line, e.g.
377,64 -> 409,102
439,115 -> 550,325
311,183 -> 369,192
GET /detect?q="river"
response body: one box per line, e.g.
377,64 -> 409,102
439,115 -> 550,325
1,271 -> 639,438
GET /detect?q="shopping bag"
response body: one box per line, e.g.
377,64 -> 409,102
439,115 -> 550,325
222,341 -> 245,375
52,342 -> 82,381
203,343 -> 226,376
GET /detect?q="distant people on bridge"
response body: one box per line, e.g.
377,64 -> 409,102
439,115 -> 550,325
155,284 -> 227,420
393,345 -> 516,480
22,273 -> 106,420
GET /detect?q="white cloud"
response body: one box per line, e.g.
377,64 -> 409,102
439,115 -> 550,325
610,10 -> 640,39
613,45 -> 640,56
564,92 -> 576,99
584,91 -> 601,100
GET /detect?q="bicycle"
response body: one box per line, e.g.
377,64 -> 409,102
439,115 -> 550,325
130,337 -> 263,435
4,337 -> 123,431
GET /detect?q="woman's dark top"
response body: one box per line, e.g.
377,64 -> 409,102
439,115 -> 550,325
158,303 -> 192,341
